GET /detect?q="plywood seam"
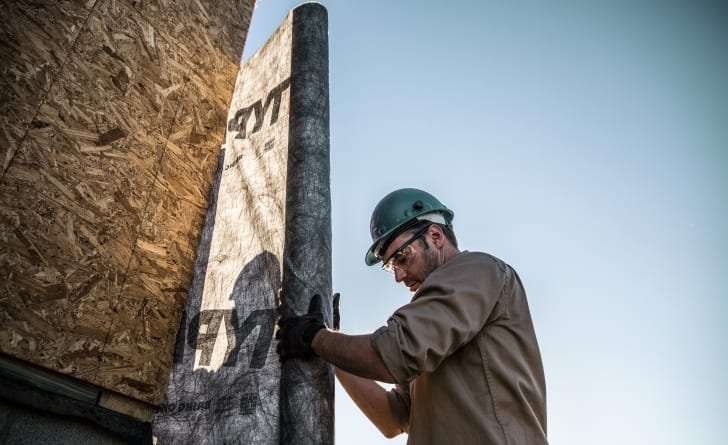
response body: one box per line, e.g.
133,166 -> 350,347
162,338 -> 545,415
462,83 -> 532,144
0,1 -> 101,181
95,75 -> 191,381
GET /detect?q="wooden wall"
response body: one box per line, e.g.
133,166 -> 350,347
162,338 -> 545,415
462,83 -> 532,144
0,0 -> 255,406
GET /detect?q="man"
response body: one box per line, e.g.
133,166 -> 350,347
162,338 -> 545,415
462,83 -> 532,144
277,188 -> 548,444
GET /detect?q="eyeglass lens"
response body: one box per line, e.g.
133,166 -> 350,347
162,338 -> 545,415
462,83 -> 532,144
380,226 -> 429,273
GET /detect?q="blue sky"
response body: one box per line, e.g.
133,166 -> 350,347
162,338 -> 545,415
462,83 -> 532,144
243,1 -> 728,443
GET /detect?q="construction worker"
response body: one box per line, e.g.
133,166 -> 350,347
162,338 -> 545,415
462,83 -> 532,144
276,188 -> 548,444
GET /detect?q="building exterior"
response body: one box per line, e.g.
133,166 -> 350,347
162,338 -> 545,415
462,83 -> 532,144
0,0 -> 255,441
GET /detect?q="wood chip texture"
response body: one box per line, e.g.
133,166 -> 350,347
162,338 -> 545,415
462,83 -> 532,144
0,0 -> 255,405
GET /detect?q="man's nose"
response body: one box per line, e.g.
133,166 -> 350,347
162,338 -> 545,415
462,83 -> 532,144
394,268 -> 407,282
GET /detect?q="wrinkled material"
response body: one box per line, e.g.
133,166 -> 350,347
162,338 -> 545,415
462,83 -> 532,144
371,251 -> 548,445
278,4 -> 334,445
153,4 -> 332,445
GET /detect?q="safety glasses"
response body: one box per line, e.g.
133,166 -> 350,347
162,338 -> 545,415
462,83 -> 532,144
380,225 -> 429,273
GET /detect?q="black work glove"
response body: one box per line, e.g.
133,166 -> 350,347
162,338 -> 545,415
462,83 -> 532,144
332,292 -> 340,331
276,294 -> 327,362
275,293 -> 342,362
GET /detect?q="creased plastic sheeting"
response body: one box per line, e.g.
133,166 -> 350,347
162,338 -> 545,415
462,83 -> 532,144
279,4 -> 334,445
152,5 -> 294,444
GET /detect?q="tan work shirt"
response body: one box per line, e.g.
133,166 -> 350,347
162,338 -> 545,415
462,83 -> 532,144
371,251 -> 547,445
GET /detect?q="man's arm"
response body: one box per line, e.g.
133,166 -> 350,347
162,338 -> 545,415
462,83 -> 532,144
334,368 -> 403,438
311,329 -> 395,383
277,296 -> 403,438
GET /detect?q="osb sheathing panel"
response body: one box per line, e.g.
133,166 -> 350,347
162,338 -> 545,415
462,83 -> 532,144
0,0 -> 254,405
0,0 -> 92,172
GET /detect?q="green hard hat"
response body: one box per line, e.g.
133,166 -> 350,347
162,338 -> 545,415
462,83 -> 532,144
365,188 -> 454,265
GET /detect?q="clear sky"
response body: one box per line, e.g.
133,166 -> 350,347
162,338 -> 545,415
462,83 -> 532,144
243,1 -> 728,444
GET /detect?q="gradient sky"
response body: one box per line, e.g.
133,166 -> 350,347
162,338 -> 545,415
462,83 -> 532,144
243,1 -> 728,444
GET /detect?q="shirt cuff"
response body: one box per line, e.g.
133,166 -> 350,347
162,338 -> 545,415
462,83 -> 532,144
370,324 -> 410,385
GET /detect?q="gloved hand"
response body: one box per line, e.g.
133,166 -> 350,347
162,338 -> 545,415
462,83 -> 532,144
276,294 -> 327,362
276,293 -> 341,362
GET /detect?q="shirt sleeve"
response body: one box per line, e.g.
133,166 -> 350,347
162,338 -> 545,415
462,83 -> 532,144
386,383 -> 411,432
371,252 -> 507,384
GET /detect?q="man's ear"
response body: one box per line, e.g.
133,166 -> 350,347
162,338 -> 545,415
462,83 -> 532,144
428,224 -> 445,247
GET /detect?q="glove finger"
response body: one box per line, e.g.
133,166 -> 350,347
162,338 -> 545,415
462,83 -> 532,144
332,292 -> 340,331
308,293 -> 323,314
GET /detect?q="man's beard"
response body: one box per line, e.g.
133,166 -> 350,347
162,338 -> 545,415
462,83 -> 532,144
421,243 -> 441,278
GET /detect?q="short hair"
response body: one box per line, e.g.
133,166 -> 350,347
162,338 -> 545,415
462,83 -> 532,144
403,220 -> 458,249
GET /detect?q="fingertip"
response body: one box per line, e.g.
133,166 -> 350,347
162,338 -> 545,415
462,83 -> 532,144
309,293 -> 323,313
